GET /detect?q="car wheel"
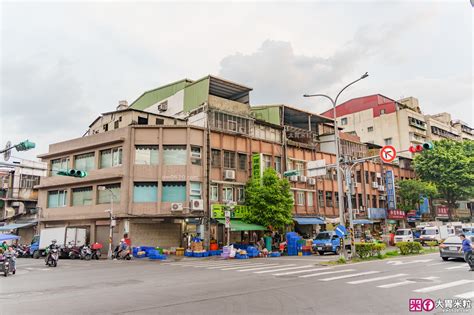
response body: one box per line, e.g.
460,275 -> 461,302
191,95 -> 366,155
318,251 -> 324,256
33,251 -> 40,259
442,257 -> 449,261
335,247 -> 341,255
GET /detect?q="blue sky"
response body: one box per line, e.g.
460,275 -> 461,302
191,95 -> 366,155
1,0 -> 472,161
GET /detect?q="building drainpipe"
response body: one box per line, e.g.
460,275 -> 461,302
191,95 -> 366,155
205,105 -> 211,250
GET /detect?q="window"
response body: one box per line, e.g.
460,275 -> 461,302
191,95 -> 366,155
326,191 -> 333,207
48,190 -> 67,208
156,118 -> 164,125
296,191 -> 305,205
295,161 -> 305,172
384,138 -> 392,145
98,184 -> 121,204
137,116 -> 148,125
370,172 -> 376,183
114,121 -> 119,129
133,182 -> 158,203
72,187 -> 93,206
190,182 -> 202,200
163,145 -> 187,165
20,175 -> 40,188
238,154 -> 247,171
307,192 -> 314,207
318,191 -> 324,207
135,145 -> 159,165
365,171 -> 369,183
223,151 -> 236,169
356,170 -> 362,183
237,187 -> 245,202
210,185 -> 218,201
161,182 -> 186,202
51,157 -> 69,176
211,149 -> 221,167
380,109 -> 386,115
262,155 -> 272,170
74,152 -> 95,171
372,196 -> 377,208
222,187 -> 233,202
191,146 -> 202,166
228,120 -> 237,132
103,124 -> 108,132
335,192 -> 339,208
358,194 -> 363,208
100,147 -> 122,168
274,156 -> 282,174
341,118 -> 348,125
368,126 -> 374,132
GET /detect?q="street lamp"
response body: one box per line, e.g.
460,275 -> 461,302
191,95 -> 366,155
98,186 -> 116,259
304,72 -> 369,259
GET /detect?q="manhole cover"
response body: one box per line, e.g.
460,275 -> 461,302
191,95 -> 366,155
406,278 -> 435,283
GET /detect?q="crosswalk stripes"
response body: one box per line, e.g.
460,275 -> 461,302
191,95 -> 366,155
253,265 -> 314,274
413,280 -> 474,293
273,267 -> 333,276
319,271 -> 380,282
220,263 -> 269,270
445,265 -> 469,270
206,262 -> 264,269
454,291 -> 474,299
347,273 -> 408,285
299,269 -> 356,279
378,280 -> 415,289
427,262 -> 446,266
235,264 -> 282,272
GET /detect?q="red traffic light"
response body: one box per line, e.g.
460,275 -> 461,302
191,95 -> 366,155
409,142 -> 434,154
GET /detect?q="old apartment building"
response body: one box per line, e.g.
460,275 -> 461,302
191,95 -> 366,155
37,75 -> 415,248
320,95 -> 472,158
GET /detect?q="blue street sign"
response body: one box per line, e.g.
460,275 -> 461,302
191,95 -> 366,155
335,225 -> 347,237
385,170 -> 397,210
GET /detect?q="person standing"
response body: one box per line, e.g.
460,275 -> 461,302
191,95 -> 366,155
459,234 -> 474,271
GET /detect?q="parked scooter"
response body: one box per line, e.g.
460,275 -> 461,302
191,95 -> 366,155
15,244 -> 30,258
91,242 -> 102,260
80,244 -> 92,261
65,242 -> 81,260
113,241 -> 131,260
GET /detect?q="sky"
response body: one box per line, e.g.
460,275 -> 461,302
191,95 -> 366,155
1,0 -> 472,161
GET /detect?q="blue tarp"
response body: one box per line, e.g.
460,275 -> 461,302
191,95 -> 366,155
353,219 -> 374,225
0,234 -> 20,241
0,222 -> 36,231
294,217 -> 325,225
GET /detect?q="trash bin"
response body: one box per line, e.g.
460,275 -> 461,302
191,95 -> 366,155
264,236 -> 272,251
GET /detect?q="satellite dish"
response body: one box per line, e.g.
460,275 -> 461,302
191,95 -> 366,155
3,141 -> 11,161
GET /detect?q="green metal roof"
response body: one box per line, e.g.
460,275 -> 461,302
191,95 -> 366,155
129,79 -> 193,111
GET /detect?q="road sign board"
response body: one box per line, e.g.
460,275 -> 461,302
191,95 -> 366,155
307,159 -> 326,177
380,145 -> 397,163
335,224 -> 347,237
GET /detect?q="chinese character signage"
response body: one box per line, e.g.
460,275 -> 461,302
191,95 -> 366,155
252,153 -> 262,180
385,170 -> 396,210
368,208 -> 387,219
211,204 -> 249,219
419,196 -> 429,214
387,209 -> 406,219
436,206 -> 449,218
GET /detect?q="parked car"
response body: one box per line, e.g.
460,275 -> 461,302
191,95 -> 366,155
312,231 -> 350,255
439,235 -> 474,261
394,229 -> 414,243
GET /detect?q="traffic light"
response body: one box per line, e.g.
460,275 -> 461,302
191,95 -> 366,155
56,169 -> 88,178
15,140 -> 36,151
409,142 -> 434,153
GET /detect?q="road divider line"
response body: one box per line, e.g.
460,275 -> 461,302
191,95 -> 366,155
319,271 -> 380,282
378,280 -> 415,289
235,264 -> 283,272
413,280 -> 474,293
273,267 -> 333,276
427,262 -> 446,266
253,265 -> 313,274
454,291 -> 474,299
299,269 -> 355,278
348,273 -> 408,284
445,265 -> 468,270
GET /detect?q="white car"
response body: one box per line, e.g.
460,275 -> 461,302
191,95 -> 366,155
394,229 -> 414,243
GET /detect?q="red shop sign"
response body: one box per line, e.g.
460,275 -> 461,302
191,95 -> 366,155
437,206 -> 449,218
407,210 -> 417,217
387,209 -> 406,219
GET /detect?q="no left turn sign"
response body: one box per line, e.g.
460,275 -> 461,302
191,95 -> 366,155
380,145 -> 397,163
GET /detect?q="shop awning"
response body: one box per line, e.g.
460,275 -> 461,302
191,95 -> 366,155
217,220 -> 267,231
353,219 -> 374,225
294,217 -> 325,225
0,222 -> 37,231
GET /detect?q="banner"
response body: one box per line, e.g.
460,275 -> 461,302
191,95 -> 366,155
211,204 -> 249,219
368,208 -> 387,219
419,196 -> 429,214
436,206 -> 449,218
387,209 -> 406,220
385,170 -> 396,210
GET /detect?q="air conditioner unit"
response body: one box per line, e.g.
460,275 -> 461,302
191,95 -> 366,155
158,102 -> 168,112
378,185 -> 385,192
190,199 -> 204,211
354,183 -> 361,188
238,127 -> 246,133
376,172 -> 382,178
379,195 -> 386,200
298,175 -> 307,183
307,178 -> 316,185
371,182 -> 379,189
171,203 -> 183,211
224,170 -> 236,180
289,175 -> 298,182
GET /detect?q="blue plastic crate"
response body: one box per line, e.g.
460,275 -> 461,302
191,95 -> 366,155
235,254 -> 249,259
202,251 -> 209,257
184,250 -> 193,257
270,252 -> 281,257
193,252 -> 203,257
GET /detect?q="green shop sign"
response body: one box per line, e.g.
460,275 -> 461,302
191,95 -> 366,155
211,204 -> 249,219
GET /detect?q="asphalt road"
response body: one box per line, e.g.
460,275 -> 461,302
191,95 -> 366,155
1,253 -> 473,315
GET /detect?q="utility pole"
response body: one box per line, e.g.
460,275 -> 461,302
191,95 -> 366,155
98,186 -> 115,259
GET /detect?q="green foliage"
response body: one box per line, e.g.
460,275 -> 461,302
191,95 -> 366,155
425,241 -> 438,249
396,242 -> 423,255
413,140 -> 474,213
337,257 -> 347,264
355,242 -> 386,259
397,179 -> 438,212
243,168 -> 294,231
385,250 -> 400,257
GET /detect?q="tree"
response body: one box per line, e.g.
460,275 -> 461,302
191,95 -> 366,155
413,140 -> 474,218
243,168 -> 294,231
397,179 -> 438,212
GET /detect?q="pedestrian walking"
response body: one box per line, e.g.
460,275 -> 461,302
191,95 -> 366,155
459,234 -> 474,271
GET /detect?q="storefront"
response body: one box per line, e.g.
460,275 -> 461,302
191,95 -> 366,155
293,217 -> 325,238
386,209 -> 407,231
